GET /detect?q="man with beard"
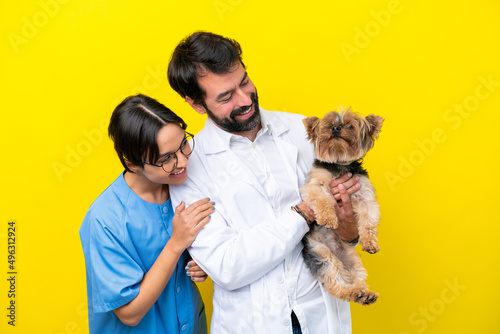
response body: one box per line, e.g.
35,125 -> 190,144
167,31 -> 361,334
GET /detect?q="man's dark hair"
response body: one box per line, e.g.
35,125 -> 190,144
108,94 -> 187,173
168,31 -> 245,106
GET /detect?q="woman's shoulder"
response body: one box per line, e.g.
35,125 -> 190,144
83,173 -> 131,231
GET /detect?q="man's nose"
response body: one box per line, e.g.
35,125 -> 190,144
235,88 -> 252,106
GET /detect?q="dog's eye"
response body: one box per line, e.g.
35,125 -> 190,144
346,124 -> 354,130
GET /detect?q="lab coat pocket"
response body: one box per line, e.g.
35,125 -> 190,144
215,286 -> 253,333
219,285 -> 251,299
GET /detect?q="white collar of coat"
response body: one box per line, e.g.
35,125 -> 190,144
200,108 -> 289,154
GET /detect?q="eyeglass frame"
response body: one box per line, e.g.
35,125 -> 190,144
141,132 -> 195,173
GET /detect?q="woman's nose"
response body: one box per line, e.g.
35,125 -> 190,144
175,150 -> 189,169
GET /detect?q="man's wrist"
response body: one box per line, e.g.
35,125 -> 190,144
291,205 -> 315,225
341,235 -> 360,245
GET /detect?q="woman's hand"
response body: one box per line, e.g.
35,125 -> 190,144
169,198 -> 214,254
185,260 -> 209,282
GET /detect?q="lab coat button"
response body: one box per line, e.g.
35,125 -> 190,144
162,206 -> 168,214
282,318 -> 291,326
176,285 -> 182,293
181,324 -> 188,331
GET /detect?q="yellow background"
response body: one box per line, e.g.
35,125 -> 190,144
2,0 -> 500,333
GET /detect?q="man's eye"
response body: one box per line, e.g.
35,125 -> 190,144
241,80 -> 249,86
221,94 -> 232,103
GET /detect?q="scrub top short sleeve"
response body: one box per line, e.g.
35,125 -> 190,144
86,215 -> 144,313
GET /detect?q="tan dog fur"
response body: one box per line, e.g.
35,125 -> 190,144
300,107 -> 383,305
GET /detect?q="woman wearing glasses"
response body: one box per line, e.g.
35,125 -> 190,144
80,94 -> 211,334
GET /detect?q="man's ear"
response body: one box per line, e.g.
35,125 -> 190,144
186,96 -> 207,115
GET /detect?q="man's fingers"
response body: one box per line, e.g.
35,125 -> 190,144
331,175 -> 360,194
330,173 -> 352,188
342,175 -> 359,191
337,184 -> 353,211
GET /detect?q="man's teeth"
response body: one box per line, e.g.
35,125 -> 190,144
238,107 -> 251,115
172,168 -> 185,175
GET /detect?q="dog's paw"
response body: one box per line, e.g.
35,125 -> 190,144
317,216 -> 338,229
362,244 -> 380,254
360,239 -> 380,254
354,290 -> 378,305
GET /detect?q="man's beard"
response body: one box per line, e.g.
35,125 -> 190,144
204,91 -> 261,133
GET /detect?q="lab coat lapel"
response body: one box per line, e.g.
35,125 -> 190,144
198,119 -> 268,199
269,117 -> 301,198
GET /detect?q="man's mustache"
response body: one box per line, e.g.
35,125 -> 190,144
231,93 -> 257,117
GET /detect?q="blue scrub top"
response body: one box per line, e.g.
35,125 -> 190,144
80,172 -> 206,334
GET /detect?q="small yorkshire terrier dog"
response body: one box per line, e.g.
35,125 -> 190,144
301,107 -> 384,305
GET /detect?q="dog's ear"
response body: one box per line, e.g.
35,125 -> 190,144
303,116 -> 320,140
366,114 -> 384,139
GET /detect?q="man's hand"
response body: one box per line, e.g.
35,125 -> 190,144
329,173 -> 360,203
330,175 -> 359,242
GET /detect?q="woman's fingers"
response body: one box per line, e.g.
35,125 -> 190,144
182,197 -> 212,215
186,261 -> 209,282
192,215 -> 211,233
175,201 -> 186,214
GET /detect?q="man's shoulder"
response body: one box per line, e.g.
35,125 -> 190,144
262,108 -> 306,123
261,108 -> 308,136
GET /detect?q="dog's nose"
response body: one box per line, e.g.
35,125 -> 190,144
332,126 -> 341,133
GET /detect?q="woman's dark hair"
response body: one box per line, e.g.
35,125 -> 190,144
108,94 -> 187,173
168,31 -> 245,106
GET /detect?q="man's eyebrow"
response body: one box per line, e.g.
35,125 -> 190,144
240,71 -> 248,85
215,72 -> 248,102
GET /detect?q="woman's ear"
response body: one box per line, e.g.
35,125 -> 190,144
124,159 -> 141,174
186,96 -> 207,115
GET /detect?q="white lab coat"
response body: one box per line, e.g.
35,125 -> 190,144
170,109 -> 351,334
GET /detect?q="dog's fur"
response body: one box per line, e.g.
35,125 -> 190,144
300,107 -> 384,305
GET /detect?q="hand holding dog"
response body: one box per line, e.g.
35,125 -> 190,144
329,172 -> 361,201
332,183 -> 359,242
301,174 -> 360,241
329,172 -> 360,241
